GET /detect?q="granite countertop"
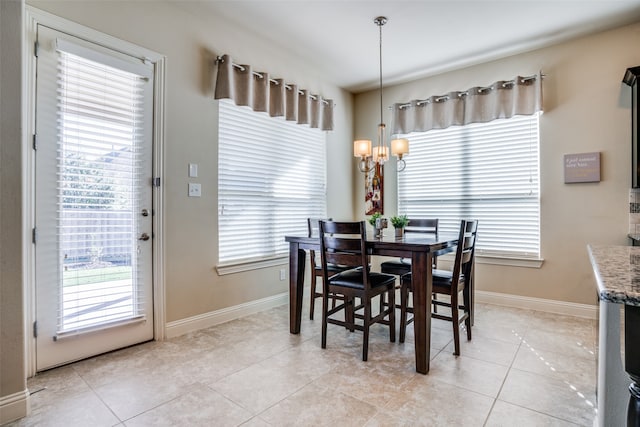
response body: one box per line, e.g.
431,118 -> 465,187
588,244 -> 640,306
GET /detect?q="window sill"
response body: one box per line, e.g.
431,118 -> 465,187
216,255 -> 288,276
436,252 -> 544,268
476,253 -> 544,268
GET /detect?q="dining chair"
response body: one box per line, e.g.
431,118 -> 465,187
399,219 -> 478,354
319,220 -> 396,361
307,218 -> 351,320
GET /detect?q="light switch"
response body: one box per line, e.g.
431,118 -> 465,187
188,163 -> 198,178
188,183 -> 201,197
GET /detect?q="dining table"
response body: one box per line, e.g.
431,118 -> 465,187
285,231 -> 459,374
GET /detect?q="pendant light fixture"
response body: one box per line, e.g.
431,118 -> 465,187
354,16 -> 409,173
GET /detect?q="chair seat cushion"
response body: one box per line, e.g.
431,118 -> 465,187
329,269 -> 396,290
401,270 -> 465,287
315,263 -> 351,273
380,260 -> 411,276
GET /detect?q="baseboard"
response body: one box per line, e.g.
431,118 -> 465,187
165,292 -> 288,338
0,389 -> 29,425
476,290 -> 598,319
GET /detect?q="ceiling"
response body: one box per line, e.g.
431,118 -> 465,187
185,0 -> 640,93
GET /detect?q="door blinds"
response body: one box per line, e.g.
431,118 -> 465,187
55,44 -> 148,334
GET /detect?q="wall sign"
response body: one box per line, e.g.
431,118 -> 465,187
564,152 -> 601,183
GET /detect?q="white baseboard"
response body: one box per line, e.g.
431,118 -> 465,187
0,389 -> 29,425
165,292 -> 289,338
476,290 -> 598,319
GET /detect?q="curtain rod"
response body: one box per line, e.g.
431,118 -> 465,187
216,56 -> 330,105
395,72 -> 545,109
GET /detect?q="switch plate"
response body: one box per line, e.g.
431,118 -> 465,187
188,183 -> 201,197
188,163 -> 198,178
279,269 -> 286,281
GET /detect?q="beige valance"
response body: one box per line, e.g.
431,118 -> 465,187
214,54 -> 334,131
392,73 -> 543,134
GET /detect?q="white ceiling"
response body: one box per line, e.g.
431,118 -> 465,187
186,0 -> 640,93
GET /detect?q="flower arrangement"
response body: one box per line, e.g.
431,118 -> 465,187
390,214 -> 409,229
368,212 -> 382,227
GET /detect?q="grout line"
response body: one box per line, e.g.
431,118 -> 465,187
481,325 -> 525,426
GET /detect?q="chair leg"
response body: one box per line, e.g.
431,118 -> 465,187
451,290 -> 461,356
321,288 -> 328,350
463,286 -> 472,341
362,300 -> 371,361
346,296 -> 355,332
399,283 -> 409,343
310,273 -> 317,320
388,288 -> 396,343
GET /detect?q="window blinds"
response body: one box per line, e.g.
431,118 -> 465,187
398,114 -> 540,258
56,48 -> 147,333
218,99 -> 327,264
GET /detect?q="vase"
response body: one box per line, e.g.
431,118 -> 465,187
395,228 -> 404,238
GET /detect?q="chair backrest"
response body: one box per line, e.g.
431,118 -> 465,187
450,219 -> 479,284
319,220 -> 370,287
308,218 -> 332,270
405,218 -> 438,235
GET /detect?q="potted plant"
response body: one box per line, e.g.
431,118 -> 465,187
368,212 -> 387,238
390,214 -> 409,237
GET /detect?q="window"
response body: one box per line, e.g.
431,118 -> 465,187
398,114 -> 540,259
218,99 -> 327,265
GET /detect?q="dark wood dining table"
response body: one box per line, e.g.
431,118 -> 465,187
284,232 -> 458,374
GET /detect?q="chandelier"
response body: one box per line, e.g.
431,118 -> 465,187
354,16 -> 409,173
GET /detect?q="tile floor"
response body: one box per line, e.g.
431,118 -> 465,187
8,300 -> 598,426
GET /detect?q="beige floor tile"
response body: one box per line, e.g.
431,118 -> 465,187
511,344 -> 596,387
528,311 -> 597,338
258,382 -> 377,426
443,334 -> 520,366
92,367 -> 197,421
428,352 -> 510,398
311,347 -> 418,406
363,411 -> 421,427
12,303 -> 599,427
210,358 -> 315,414
239,417 -> 272,427
486,400 -> 582,426
26,365 -> 92,411
7,389 -> 120,427
498,368 -> 597,426
521,327 -> 597,360
124,382 -> 252,427
382,376 -> 494,426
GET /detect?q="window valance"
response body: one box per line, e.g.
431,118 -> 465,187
214,54 -> 334,131
392,73 -> 543,134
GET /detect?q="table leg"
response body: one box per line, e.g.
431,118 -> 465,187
289,242 -> 306,334
411,251 -> 432,374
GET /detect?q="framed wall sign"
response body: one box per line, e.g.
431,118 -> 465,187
564,152 -> 601,183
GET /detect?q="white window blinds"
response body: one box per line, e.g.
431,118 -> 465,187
56,47 -> 148,333
218,99 -> 327,264
398,114 -> 540,258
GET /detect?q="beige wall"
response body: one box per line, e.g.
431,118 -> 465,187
25,0 -> 355,323
1,0 -> 27,423
355,22 -> 640,305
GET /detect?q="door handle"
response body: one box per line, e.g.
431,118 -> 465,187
139,233 -> 150,241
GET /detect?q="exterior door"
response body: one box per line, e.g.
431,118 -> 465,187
34,25 -> 154,370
